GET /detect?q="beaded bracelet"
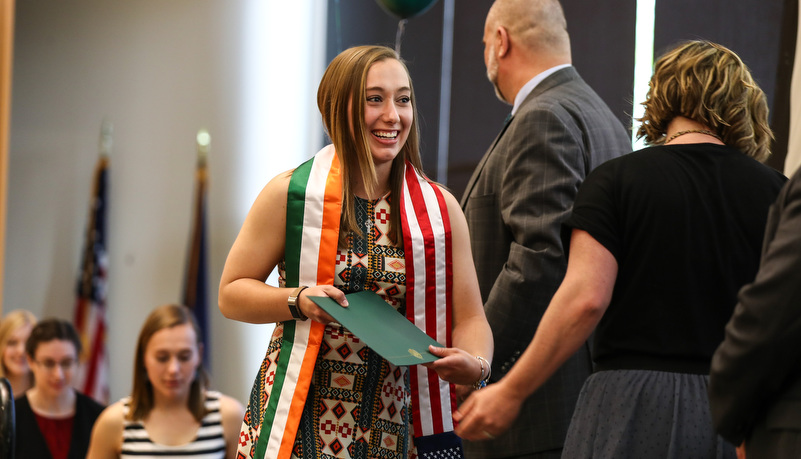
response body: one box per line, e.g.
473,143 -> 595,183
473,356 -> 491,390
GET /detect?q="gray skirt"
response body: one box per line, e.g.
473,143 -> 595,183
562,369 -> 736,459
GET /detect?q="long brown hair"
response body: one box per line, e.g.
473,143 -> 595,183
316,45 -> 424,245
128,304 -> 209,422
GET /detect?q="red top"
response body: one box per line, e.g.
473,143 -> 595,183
34,412 -> 73,459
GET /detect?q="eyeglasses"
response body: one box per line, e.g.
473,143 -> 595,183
33,359 -> 76,371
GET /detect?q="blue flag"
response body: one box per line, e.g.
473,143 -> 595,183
182,155 -> 210,367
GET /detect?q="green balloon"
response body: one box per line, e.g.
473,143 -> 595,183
375,0 -> 439,19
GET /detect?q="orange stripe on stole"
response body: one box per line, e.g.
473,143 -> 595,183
278,155 -> 342,456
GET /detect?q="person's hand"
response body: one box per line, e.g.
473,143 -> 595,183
455,384 -> 474,404
423,345 -> 482,386
298,285 -> 347,325
453,380 -> 523,441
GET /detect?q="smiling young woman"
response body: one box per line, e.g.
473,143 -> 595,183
360,58 -> 413,177
219,45 -> 492,459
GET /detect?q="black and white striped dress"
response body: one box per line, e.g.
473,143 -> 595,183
120,390 -> 227,458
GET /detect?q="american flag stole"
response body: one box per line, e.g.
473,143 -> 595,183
254,145 -> 461,458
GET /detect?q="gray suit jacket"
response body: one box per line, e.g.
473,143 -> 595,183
460,67 -> 631,457
709,166 -> 801,459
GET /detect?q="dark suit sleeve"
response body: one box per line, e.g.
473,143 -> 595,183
709,174 -> 801,444
486,104 -> 588,372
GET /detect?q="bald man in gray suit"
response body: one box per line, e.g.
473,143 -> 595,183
459,1 -> 630,457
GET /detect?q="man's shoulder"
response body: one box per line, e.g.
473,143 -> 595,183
515,82 -> 626,139
519,74 -> 611,119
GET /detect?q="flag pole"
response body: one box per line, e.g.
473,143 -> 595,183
76,121 -> 111,300
183,128 -> 210,367
99,118 -> 113,159
74,119 -> 112,404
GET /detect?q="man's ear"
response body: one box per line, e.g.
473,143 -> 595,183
497,26 -> 510,58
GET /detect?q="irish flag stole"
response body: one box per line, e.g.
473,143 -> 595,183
252,145 -> 463,458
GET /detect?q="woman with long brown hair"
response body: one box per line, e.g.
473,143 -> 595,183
219,45 -> 492,458
86,304 -> 243,458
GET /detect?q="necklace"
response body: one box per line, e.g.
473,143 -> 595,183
666,129 -> 722,143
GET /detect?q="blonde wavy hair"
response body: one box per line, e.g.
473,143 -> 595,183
0,309 -> 37,377
317,45 -> 424,245
636,40 -> 772,162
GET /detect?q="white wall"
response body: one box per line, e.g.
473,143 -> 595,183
4,0 -> 326,403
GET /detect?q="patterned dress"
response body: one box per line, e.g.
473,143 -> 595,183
243,194 -> 416,459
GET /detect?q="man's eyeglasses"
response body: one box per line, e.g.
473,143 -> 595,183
33,359 -> 76,371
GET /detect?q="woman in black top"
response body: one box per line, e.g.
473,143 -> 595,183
15,319 -> 104,459
454,40 -> 786,458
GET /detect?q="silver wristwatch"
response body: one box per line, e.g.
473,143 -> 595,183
288,286 -> 309,320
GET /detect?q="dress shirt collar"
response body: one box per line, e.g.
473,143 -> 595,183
511,64 -> 572,116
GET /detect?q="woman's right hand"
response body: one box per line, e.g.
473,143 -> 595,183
297,285 -> 348,325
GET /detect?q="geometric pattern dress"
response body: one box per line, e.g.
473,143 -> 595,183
291,194 -> 416,459
239,194 -> 417,459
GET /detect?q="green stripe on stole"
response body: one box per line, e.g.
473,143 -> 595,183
253,156 -> 313,459
285,157 -> 313,286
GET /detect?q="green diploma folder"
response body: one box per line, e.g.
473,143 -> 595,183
308,290 -> 443,366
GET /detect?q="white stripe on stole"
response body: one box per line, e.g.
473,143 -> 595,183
402,178 -> 437,437
417,174 -> 449,341
265,321 -> 311,458
299,145 -> 335,286
419,178 -> 454,432
264,147 -> 335,459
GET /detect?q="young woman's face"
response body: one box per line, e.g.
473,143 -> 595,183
361,58 -> 413,168
3,324 -> 32,377
143,323 -> 200,402
28,339 -> 78,398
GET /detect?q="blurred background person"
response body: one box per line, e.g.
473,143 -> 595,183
709,167 -> 801,457
86,304 -> 243,458
454,40 -> 786,459
0,309 -> 37,396
15,318 -> 104,459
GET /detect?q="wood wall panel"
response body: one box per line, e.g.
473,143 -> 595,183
0,0 -> 16,314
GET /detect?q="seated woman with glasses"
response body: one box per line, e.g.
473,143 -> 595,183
14,318 -> 104,459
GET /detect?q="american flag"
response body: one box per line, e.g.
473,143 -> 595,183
73,153 -> 110,404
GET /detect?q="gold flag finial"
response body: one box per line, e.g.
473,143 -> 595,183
196,128 -> 210,167
99,118 -> 113,158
